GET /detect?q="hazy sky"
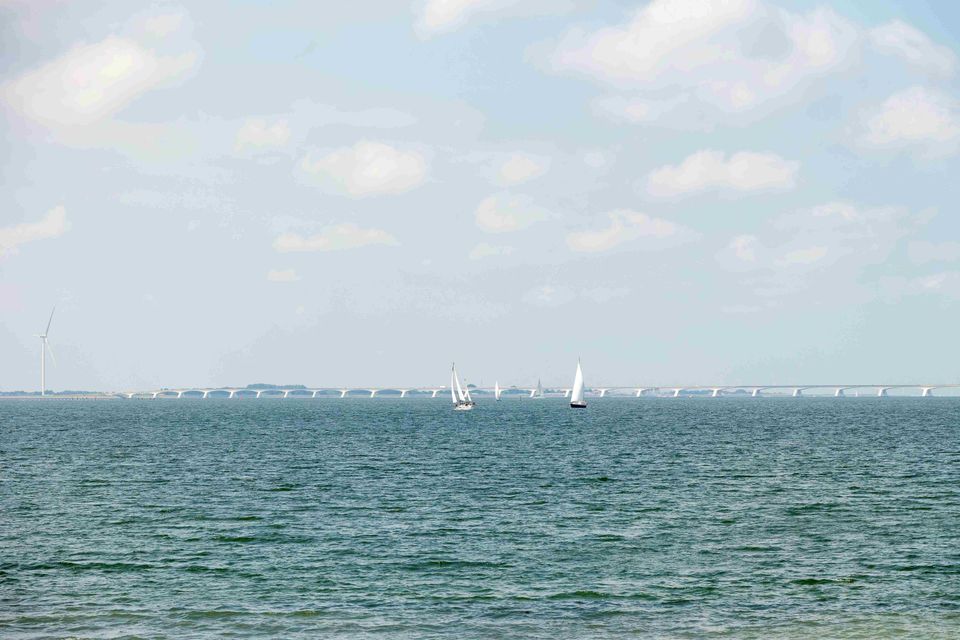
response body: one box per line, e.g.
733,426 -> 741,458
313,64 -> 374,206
2,0 -> 959,391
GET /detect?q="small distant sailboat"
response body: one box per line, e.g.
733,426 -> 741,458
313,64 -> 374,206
494,381 -> 502,401
570,359 -> 586,409
532,378 -> 544,399
451,363 -> 475,411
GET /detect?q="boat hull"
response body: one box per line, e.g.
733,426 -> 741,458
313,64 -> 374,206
454,402 -> 475,411
569,401 -> 587,409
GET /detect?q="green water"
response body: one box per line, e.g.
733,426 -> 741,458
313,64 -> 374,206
2,398 -> 958,638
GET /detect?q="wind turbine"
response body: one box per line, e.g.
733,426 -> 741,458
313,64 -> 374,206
35,306 -> 56,396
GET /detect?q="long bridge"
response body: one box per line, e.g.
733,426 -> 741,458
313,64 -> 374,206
119,384 -> 960,399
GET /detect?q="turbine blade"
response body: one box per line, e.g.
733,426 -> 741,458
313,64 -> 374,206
45,339 -> 57,367
45,306 -> 56,336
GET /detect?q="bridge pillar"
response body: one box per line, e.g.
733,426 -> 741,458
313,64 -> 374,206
834,388 -> 845,397
400,390 -> 408,398
635,388 -> 648,397
792,388 -> 803,398
672,388 -> 682,398
529,389 -> 536,398
370,390 -> 377,398
598,389 -> 608,398
228,390 -> 236,399
751,388 -> 761,397
921,387 -> 934,397
877,387 -> 890,397
256,390 -> 262,398
202,390 -> 210,399
431,389 -> 440,398
152,392 -> 159,399
711,388 -> 722,398
311,390 -> 318,398
340,390 -> 348,398
282,389 -> 291,398
177,391 -> 184,398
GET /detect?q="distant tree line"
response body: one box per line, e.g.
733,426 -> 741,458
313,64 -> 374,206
245,383 -> 307,390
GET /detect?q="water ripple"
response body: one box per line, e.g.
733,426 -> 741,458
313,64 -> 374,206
1,398 -> 958,638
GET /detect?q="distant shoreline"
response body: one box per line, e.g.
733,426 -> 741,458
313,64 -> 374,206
0,394 -> 120,400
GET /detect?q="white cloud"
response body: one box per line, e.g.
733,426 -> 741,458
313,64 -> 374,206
721,304 -> 764,314
498,153 -> 549,185
266,268 -> 299,282
522,284 -> 630,306
300,141 -> 428,196
908,240 -> 960,264
870,20 -> 956,76
882,271 -> 960,300
418,0 -> 499,33
273,223 -> 398,253
775,246 -> 828,267
469,242 -> 515,260
807,201 -> 860,222
718,202 -> 922,300
566,209 -> 684,253
416,0 -> 565,35
915,273 -> 957,292
592,96 -> 661,123
235,118 -> 290,152
862,86 -> 960,149
554,0 -> 754,82
0,206 -> 69,257
730,235 -> 758,262
550,0 -> 857,118
475,193 -> 549,232
142,13 -> 186,38
56,101 -> 415,162
583,286 -> 630,303
647,150 -> 798,197
582,150 -> 610,169
3,36 -> 198,126
522,284 -> 576,307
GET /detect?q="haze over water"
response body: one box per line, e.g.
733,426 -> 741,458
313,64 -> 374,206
2,399 -> 959,638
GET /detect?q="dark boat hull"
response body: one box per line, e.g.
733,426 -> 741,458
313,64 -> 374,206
569,402 -> 587,409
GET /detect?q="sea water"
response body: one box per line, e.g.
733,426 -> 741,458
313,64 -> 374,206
2,398 -> 958,638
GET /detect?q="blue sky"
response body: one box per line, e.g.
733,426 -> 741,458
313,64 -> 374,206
1,0 -> 959,391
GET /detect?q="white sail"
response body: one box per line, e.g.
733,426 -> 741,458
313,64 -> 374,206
535,378 -> 544,398
454,367 -> 467,402
463,381 -> 473,402
451,366 -> 459,404
571,360 -> 585,404
494,381 -> 501,401
450,363 -> 475,409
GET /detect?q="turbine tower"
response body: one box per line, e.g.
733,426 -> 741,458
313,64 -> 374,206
35,306 -> 56,396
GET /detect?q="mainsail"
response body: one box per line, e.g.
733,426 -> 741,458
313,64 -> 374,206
570,359 -> 585,406
451,365 -> 459,404
494,381 -> 501,401
453,364 -> 466,403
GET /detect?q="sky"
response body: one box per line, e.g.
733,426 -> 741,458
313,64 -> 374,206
1,0 -> 959,391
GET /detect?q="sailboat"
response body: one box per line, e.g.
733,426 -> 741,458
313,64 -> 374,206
532,378 -> 544,399
494,381 -> 501,401
570,359 -> 586,409
451,363 -> 475,411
